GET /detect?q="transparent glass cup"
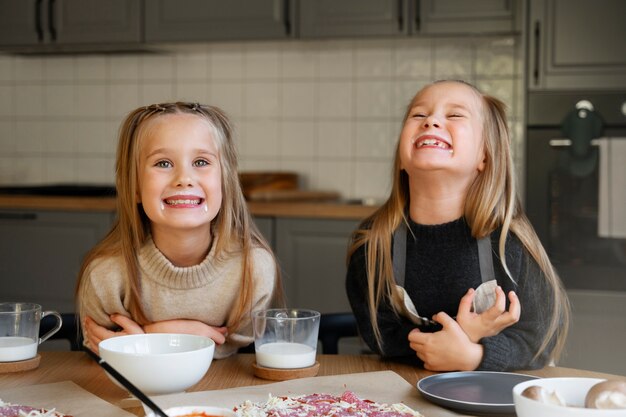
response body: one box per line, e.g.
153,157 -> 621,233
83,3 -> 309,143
252,309 -> 320,369
0,302 -> 62,362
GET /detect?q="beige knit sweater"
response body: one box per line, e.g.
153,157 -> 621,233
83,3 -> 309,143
78,236 -> 276,359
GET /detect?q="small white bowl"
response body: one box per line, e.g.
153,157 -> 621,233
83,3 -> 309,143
514,377 -> 625,417
99,333 -> 215,396
146,406 -> 236,417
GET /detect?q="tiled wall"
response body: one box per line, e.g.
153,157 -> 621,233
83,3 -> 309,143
0,36 -> 524,200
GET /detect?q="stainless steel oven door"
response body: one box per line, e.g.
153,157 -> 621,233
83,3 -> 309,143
526,130 -> 626,291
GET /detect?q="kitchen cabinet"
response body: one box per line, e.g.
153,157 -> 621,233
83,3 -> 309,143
528,0 -> 626,90
298,0 -> 409,38
253,216 -> 275,248
0,209 -> 113,314
560,290 -> 626,375
297,0 -> 520,38
275,218 -> 358,314
145,0 -> 295,42
418,0 -> 521,35
0,0 -> 142,49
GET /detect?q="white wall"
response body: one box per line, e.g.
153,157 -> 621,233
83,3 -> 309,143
0,36 -> 524,200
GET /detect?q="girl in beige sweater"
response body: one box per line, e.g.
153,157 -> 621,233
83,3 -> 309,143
76,102 -> 281,358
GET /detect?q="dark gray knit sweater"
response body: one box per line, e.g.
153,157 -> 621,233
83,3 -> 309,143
345,217 -> 555,371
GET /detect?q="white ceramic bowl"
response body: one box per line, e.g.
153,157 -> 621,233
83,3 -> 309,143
514,377 -> 625,417
99,333 -> 215,396
146,406 -> 236,417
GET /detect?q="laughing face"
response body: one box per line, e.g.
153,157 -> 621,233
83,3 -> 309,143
137,113 -> 222,237
399,81 -> 486,181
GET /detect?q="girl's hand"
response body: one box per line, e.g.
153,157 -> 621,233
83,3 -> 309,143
143,319 -> 228,345
82,314 -> 145,354
408,312 -> 483,371
456,286 -> 520,343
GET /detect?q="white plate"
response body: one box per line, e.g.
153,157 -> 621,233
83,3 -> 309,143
417,371 -> 538,415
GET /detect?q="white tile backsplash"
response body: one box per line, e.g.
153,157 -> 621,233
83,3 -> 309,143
0,36 -> 523,200
282,81 -> 316,119
317,81 -> 353,119
355,121 -> 396,159
280,121 -> 315,158
317,121 -> 353,158
76,56 -> 107,81
44,84 -> 75,117
355,80 -> 393,119
15,84 -> 44,117
44,57 -> 75,81
0,85 -> 13,116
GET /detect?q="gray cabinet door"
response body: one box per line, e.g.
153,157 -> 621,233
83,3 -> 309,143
145,0 -> 293,42
54,0 -> 142,44
417,0 -> 521,35
253,216 -> 274,249
276,218 -> 357,314
0,1 -> 41,45
298,0 -> 409,38
0,210 -> 113,313
528,0 -> 626,90
0,0 -> 141,47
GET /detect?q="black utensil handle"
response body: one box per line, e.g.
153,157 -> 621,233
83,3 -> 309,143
83,348 -> 169,417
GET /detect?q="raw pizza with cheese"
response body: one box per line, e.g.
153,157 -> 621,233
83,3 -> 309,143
0,399 -> 72,417
234,390 -> 423,417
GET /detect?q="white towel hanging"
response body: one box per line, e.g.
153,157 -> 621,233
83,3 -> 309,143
598,137 -> 626,239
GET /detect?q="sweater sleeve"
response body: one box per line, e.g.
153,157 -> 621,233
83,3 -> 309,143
477,237 -> 556,371
218,247 -> 277,358
345,243 -> 422,365
77,256 -> 132,346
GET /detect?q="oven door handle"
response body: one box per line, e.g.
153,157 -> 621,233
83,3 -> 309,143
549,138 -> 601,147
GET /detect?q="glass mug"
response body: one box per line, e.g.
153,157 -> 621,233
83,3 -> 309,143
0,302 -> 62,362
253,309 -> 320,369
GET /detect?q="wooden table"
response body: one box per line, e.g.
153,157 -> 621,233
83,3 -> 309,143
1,352 -> 624,416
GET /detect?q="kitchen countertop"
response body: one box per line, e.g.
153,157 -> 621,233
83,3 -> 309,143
0,195 -> 379,220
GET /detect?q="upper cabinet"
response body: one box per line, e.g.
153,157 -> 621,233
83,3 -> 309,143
0,0 -> 522,53
298,0 -> 521,38
145,0 -> 295,42
528,0 -> 626,90
0,0 -> 142,50
419,0 -> 521,35
298,0 -> 409,38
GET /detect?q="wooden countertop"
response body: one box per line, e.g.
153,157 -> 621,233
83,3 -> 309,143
0,195 -> 378,220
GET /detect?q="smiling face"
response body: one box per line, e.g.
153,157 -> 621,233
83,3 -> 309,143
136,113 -> 222,237
399,81 -> 486,181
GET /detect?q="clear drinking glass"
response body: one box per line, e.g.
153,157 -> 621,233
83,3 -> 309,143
0,302 -> 62,362
253,309 -> 320,369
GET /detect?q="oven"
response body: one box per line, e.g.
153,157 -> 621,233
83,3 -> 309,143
525,91 -> 626,291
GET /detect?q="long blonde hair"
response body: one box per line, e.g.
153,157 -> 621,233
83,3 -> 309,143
76,102 -> 282,332
347,81 -> 569,362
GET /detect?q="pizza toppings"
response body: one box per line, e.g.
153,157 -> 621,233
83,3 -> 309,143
233,391 -> 423,417
0,399 -> 72,417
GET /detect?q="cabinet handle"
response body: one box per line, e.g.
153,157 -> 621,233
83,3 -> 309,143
35,0 -> 44,42
48,0 -> 57,41
414,0 -> 421,31
0,212 -> 38,220
533,20 -> 541,86
282,0 -> 291,36
397,0 -> 404,32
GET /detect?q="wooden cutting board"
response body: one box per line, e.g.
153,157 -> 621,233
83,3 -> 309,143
239,172 -> 299,198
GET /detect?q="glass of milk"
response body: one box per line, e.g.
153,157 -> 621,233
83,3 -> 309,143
253,309 -> 320,369
0,302 -> 62,362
